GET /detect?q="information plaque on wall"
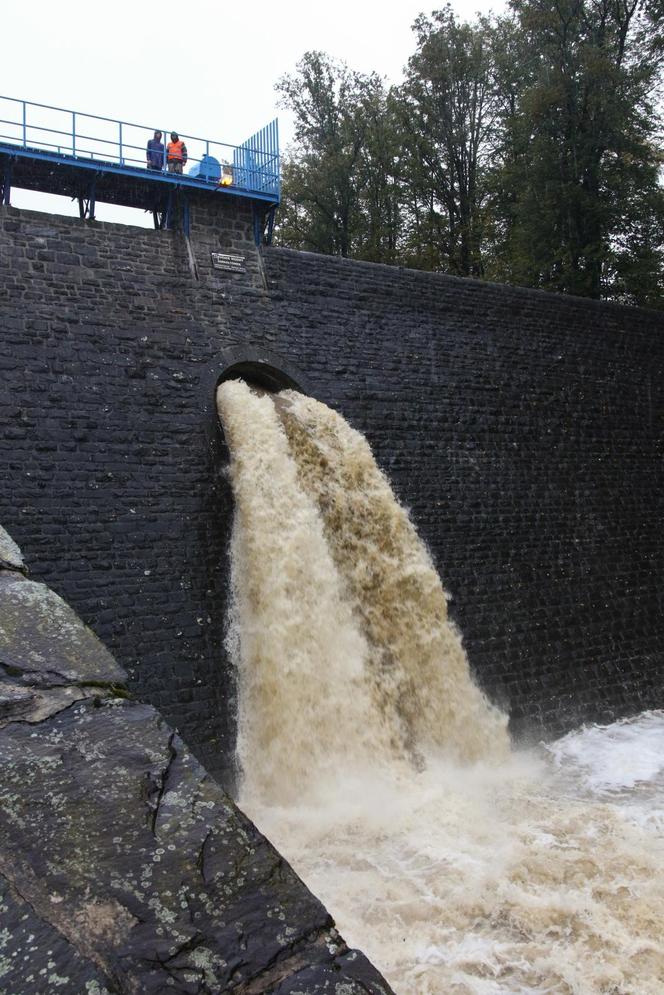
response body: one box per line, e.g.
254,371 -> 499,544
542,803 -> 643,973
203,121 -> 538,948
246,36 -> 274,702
211,252 -> 246,273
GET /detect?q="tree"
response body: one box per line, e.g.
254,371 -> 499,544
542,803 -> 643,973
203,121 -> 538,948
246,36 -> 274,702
352,84 -> 403,264
494,0 -> 664,302
396,6 -> 499,276
274,52 -> 398,259
273,5 -> 663,305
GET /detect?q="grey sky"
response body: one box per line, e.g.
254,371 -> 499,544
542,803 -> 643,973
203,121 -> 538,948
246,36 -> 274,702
5,0 -> 502,222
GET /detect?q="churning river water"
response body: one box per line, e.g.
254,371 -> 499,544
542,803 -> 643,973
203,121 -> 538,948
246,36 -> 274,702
217,380 -> 664,995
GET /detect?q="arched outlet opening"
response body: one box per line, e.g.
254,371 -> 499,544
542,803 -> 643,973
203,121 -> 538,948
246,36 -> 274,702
217,360 -> 303,394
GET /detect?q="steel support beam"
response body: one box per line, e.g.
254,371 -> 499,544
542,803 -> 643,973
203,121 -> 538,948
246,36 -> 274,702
1,158 -> 13,206
252,204 -> 263,246
77,176 -> 97,221
164,189 -> 175,230
88,177 -> 96,221
264,205 -> 276,246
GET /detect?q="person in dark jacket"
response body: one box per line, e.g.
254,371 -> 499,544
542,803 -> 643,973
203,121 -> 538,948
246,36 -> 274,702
146,131 -> 164,171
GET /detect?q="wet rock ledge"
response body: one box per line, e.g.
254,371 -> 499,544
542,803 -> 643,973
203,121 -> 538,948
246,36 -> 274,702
0,525 -> 393,995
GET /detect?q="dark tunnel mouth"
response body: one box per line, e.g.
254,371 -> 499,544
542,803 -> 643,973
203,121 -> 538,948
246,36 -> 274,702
217,361 -> 302,395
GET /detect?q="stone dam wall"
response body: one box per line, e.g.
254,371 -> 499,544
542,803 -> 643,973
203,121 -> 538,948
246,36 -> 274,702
1,195 -> 663,787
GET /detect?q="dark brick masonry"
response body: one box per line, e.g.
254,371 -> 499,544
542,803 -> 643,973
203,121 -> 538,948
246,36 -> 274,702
258,250 -> 664,741
1,194 -> 663,789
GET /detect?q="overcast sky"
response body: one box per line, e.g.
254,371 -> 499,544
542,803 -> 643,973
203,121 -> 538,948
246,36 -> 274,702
5,0 -> 503,222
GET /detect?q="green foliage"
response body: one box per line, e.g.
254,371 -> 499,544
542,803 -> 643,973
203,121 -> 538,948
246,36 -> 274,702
495,0 -> 663,302
396,6 -> 499,276
274,52 -> 399,259
275,2 -> 663,306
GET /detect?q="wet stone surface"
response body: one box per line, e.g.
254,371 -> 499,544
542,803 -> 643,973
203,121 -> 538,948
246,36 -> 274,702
0,526 -> 24,572
0,526 -> 393,994
269,951 -> 394,995
0,572 -> 126,687
0,696 -> 392,994
0,871 -> 112,995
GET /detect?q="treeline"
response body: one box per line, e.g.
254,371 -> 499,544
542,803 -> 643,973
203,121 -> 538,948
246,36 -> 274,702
274,0 -> 664,307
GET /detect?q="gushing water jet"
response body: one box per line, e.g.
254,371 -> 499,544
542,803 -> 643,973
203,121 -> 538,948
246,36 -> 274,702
216,378 -> 664,995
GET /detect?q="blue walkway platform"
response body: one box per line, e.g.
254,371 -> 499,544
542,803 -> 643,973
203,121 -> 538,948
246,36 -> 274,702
0,96 -> 279,235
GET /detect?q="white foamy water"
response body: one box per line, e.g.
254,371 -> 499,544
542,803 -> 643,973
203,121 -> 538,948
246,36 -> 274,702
545,712 -> 664,838
217,379 -> 664,995
547,711 -> 664,794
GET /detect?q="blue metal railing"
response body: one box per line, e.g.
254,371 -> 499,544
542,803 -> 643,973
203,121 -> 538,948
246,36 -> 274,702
0,95 -> 280,202
233,119 -> 280,198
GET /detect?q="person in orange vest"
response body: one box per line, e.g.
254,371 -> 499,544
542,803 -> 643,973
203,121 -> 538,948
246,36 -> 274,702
166,132 -> 187,174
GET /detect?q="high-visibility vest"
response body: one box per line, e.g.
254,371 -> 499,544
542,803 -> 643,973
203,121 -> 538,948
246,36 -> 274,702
167,140 -> 185,162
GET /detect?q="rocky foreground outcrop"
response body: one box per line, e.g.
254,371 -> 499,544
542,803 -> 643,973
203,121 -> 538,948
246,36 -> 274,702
0,525 -> 393,995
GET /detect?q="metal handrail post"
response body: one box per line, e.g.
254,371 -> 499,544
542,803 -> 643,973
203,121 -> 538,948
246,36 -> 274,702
22,101 -> 26,147
119,121 -> 123,164
72,112 -> 76,156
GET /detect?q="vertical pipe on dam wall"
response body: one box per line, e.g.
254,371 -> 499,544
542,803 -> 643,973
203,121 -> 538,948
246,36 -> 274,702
0,198 -> 663,787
